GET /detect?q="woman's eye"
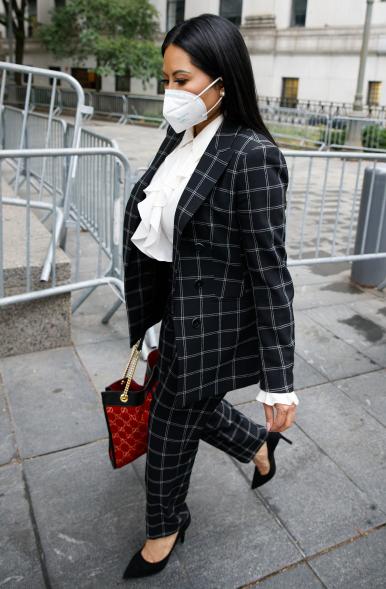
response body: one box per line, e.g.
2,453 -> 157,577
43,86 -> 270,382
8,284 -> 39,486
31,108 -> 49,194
159,79 -> 186,85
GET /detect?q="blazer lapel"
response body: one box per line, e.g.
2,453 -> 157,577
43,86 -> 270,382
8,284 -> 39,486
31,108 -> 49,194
172,116 -> 241,262
127,117 -> 241,263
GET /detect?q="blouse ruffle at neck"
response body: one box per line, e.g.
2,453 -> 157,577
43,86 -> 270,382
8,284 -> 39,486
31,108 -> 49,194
130,114 -> 224,262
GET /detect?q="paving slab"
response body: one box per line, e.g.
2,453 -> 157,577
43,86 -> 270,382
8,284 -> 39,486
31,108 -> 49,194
0,463 -> 46,588
294,309 -> 379,381
23,439 -> 193,589
309,525 -> 386,589
349,298 -> 386,367
75,336 -> 149,395
293,276 -> 367,311
249,562 -> 324,588
231,397 -> 386,556
293,380 -> 386,512
133,440 -> 303,588
70,285 -> 130,347
0,373 -> 17,465
303,301 -> 386,368
0,347 -> 107,458
291,261 -> 353,286
333,369 -> 386,427
350,297 -> 386,332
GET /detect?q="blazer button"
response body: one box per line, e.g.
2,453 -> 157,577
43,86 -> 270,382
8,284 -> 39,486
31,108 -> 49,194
192,317 -> 201,328
196,242 -> 205,249
194,279 -> 203,288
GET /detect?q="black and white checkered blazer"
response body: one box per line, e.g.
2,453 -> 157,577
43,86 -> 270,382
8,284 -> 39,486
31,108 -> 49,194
122,116 -> 295,407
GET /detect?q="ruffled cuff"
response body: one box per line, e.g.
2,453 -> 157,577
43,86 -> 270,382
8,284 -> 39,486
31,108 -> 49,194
256,389 -> 299,406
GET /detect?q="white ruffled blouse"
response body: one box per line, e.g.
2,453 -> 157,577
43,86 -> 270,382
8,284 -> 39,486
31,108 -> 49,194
131,113 -> 299,408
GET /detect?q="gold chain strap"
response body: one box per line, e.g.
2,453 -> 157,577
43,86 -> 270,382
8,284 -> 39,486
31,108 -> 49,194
120,338 -> 142,403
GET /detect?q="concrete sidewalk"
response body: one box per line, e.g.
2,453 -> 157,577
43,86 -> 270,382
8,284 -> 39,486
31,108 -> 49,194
1,260 -> 385,588
1,120 -> 385,587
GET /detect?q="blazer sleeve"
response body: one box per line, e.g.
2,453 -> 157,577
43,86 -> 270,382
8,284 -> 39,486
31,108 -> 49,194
235,141 -> 295,395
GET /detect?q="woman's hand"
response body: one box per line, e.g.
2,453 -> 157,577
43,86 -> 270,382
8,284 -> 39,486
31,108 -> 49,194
264,402 -> 297,433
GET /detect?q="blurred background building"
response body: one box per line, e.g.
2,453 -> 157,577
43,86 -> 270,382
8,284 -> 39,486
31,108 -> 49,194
1,0 -> 386,107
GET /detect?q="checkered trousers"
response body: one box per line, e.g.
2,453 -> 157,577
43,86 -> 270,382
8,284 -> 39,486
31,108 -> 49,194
145,276 -> 269,538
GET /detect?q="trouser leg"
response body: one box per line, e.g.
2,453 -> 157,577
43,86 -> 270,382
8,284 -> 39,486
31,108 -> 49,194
145,373 -> 227,539
200,397 -> 269,463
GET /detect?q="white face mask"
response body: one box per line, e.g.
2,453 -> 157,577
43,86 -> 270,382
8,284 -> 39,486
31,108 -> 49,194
162,76 -> 224,133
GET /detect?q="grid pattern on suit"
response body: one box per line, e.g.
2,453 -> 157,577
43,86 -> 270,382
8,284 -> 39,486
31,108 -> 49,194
123,117 -> 295,408
145,289 -> 269,538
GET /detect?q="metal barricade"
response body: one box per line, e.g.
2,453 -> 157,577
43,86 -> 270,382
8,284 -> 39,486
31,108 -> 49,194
124,94 -> 163,125
326,115 -> 386,152
283,150 -> 386,290
0,61 -> 93,150
262,108 -> 386,153
2,103 -> 131,281
2,105 -> 67,200
0,62 -> 94,235
90,92 -> 128,124
0,146 -> 155,357
120,150 -> 386,291
0,147 -> 129,305
3,81 -> 163,126
263,106 -> 329,150
259,95 -> 386,120
2,146 -> 384,358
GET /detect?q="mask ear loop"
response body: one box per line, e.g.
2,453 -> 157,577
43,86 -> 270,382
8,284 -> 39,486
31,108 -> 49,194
197,76 -> 224,119
196,76 -> 223,99
204,94 -> 224,117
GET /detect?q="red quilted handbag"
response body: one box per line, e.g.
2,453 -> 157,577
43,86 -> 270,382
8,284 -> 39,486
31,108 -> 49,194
101,336 -> 160,469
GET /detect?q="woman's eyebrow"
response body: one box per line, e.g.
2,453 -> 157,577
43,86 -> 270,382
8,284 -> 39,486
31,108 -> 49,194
162,69 -> 192,76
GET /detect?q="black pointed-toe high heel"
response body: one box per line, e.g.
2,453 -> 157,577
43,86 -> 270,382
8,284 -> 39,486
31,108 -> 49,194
251,431 -> 293,489
122,513 -> 191,580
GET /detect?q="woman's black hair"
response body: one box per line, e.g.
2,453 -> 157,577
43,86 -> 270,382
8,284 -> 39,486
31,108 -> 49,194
161,13 -> 278,146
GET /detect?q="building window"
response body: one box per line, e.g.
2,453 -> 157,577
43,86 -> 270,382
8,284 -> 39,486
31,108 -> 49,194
48,66 -> 62,86
290,0 -> 307,27
219,0 -> 242,26
71,68 -> 101,91
115,69 -> 131,92
166,0 -> 185,31
367,81 -> 382,106
27,0 -> 38,38
281,78 -> 299,108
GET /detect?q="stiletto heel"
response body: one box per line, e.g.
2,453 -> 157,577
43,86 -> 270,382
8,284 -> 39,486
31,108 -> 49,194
251,431 -> 293,490
122,513 -> 191,579
279,433 -> 293,445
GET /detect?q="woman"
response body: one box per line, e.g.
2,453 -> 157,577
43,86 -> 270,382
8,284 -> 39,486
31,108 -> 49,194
121,13 -> 299,580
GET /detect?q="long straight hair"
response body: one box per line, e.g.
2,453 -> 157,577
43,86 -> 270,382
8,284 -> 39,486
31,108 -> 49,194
161,13 -> 278,146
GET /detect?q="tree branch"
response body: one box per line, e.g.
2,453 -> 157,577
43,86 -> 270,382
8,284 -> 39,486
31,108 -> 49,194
2,0 -> 20,32
11,0 -> 21,19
